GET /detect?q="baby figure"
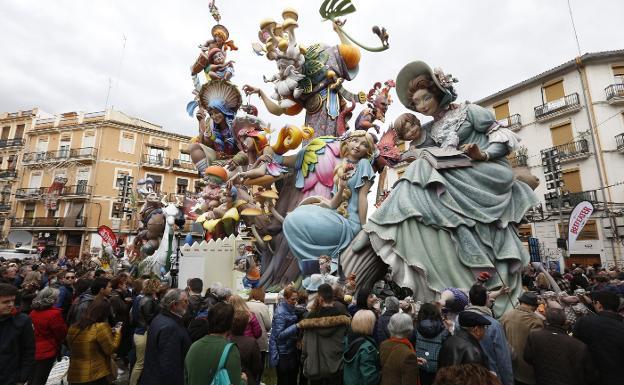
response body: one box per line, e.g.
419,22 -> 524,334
205,48 -> 234,81
393,112 -> 425,149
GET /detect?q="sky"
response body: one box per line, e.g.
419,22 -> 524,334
1,0 -> 623,137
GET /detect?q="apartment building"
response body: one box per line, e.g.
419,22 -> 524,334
6,109 -> 197,258
0,109 -> 36,245
476,49 -> 624,269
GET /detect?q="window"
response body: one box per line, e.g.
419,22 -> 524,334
493,102 -> 510,121
194,180 -> 202,193
76,169 -> 90,194
24,203 -> 35,219
82,130 -> 96,148
7,155 -> 16,170
543,80 -> 565,102
562,169 -> 582,193
146,174 -> 162,193
518,224 -> 533,242
1,127 -> 9,140
119,132 -> 136,154
558,220 -> 599,241
29,172 -> 42,188
114,169 -> 131,189
59,135 -> 71,158
177,178 -> 188,194
14,125 -> 24,139
36,137 -> 48,160
550,122 -> 573,147
179,152 -> 192,163
613,65 -> 624,84
148,146 -> 166,165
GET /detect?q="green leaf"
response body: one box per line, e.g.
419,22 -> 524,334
320,0 -> 356,19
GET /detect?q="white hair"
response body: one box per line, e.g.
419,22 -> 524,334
387,312 -> 414,339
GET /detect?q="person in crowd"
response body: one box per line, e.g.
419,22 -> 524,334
269,285 -> 300,385
204,282 -> 232,309
524,308 -> 596,385
109,276 -> 132,367
0,265 -> 18,285
551,271 -> 571,295
20,270 -> 41,314
183,278 -> 204,326
333,286 -> 349,315
29,287 -> 68,385
373,296 -> 399,344
573,290 -> 624,385
348,289 -> 378,317
68,277 -> 111,325
500,292 -> 543,385
433,363 -> 502,385
438,311 -> 490,368
129,278 -> 161,385
379,312 -> 420,385
184,302 -> 245,385
415,303 -> 450,385
465,284 -> 513,385
0,283 -> 35,385
55,270 -> 76,320
66,297 -> 122,385
343,309 -> 381,385
229,295 -> 262,339
570,268 -> 589,292
294,283 -> 351,385
246,287 -> 271,383
229,310 -> 262,385
141,288 -> 191,385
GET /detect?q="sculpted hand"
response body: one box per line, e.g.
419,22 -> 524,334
243,85 -> 261,96
461,143 -> 487,161
196,108 -> 206,122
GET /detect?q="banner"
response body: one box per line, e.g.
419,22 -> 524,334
97,225 -> 120,255
568,201 -> 594,250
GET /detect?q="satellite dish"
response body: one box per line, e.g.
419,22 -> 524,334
8,230 -> 33,247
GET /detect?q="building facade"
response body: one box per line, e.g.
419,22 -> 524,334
476,49 -> 624,269
0,109 -> 37,245
4,109 -> 197,258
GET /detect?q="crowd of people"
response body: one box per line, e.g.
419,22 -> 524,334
1,255 -> 623,385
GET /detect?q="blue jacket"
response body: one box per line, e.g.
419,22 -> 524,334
466,306 -> 513,385
268,301 -> 299,367
140,310 -> 191,385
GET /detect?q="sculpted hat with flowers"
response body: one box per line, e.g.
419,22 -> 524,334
395,60 -> 459,111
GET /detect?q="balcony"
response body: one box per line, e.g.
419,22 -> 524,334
15,188 -> 44,200
21,147 -> 98,166
172,159 -> 197,174
0,204 -> 11,212
605,84 -> 624,105
142,154 -> 171,169
616,133 -> 624,152
34,117 -> 55,129
61,185 -> 92,198
545,189 -> 599,210
508,154 -> 528,168
0,170 -> 18,180
534,93 -> 581,121
11,217 -> 88,228
542,139 -> 590,164
0,138 -> 25,149
501,114 -> 522,131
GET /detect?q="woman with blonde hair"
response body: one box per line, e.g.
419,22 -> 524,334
283,130 -> 376,276
228,294 -> 262,339
344,309 -> 381,385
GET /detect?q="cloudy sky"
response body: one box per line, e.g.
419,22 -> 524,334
1,0 -> 623,136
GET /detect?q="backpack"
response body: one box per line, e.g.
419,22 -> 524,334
211,342 -> 233,385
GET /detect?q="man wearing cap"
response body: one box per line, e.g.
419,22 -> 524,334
524,308 -> 596,385
438,311 -> 490,368
500,292 -> 544,385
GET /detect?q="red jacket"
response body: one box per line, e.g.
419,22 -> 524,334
30,307 -> 68,360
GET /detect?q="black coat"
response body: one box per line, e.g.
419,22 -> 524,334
140,310 -> 191,385
373,309 -> 397,344
438,328 -> 487,368
0,313 -> 35,385
574,311 -> 624,385
524,326 -> 596,385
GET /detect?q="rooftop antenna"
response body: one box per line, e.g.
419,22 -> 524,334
105,34 -> 127,110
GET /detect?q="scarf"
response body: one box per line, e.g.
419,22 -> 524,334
388,337 -> 414,352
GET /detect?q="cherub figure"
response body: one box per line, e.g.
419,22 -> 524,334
191,24 -> 238,78
393,112 -> 424,150
205,48 -> 235,82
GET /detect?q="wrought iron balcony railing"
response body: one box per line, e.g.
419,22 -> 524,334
0,170 -> 18,179
534,93 -> 581,120
616,133 -> 624,151
61,185 -> 92,196
542,139 -> 589,161
143,154 -> 171,167
11,217 -> 87,228
0,138 -> 25,148
21,147 -> 98,164
605,83 -> 624,101
545,189 -> 599,210
508,154 -> 528,168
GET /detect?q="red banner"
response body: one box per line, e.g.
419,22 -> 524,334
97,225 -> 120,254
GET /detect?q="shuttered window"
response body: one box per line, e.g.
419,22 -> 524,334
562,169 -> 582,193
494,102 -> 510,120
544,80 -> 565,102
119,131 -> 136,154
550,123 -> 573,147
613,65 -> 624,83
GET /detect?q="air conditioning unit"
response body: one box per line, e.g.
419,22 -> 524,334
172,159 -> 181,166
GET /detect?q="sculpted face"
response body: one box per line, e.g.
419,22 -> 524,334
346,135 -> 370,160
411,88 -> 440,116
212,52 -> 225,65
209,109 -> 225,125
